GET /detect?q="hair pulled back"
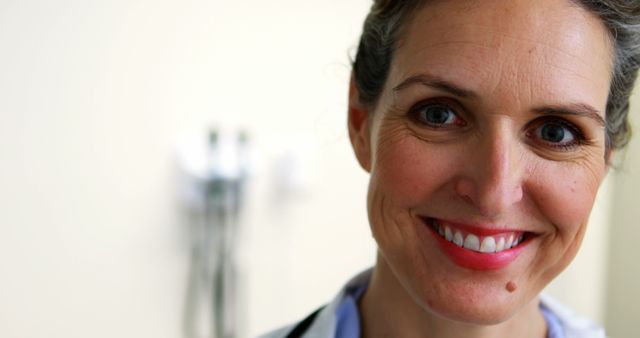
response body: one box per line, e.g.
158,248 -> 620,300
352,0 -> 640,151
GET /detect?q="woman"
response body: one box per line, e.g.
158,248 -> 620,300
261,0 -> 640,337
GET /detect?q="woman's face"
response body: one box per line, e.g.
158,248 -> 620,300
349,0 -> 613,324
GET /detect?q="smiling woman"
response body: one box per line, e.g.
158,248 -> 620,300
260,0 -> 640,337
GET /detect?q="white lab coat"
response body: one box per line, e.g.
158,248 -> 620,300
258,268 -> 606,338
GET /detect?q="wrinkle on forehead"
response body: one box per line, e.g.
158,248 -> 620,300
388,0 -> 613,115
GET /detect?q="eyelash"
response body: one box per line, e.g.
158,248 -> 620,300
407,100 -> 589,151
408,99 -> 466,128
525,117 -> 588,151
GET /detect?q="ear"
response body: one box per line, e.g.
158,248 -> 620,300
348,74 -> 373,172
605,149 -> 614,172
605,143 -> 614,170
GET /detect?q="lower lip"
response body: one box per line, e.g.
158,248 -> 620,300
426,222 -> 529,271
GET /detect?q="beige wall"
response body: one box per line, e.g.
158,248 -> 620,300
0,1 -> 373,337
605,88 -> 640,337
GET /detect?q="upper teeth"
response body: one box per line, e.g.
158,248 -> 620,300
434,221 -> 524,254
479,236 -> 495,253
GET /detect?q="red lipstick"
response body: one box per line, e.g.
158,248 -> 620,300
424,218 -> 530,271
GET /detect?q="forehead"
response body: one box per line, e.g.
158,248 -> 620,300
388,0 -> 613,113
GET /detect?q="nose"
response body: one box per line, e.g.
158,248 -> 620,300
455,127 -> 524,218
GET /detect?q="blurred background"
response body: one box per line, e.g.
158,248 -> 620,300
0,0 -> 638,337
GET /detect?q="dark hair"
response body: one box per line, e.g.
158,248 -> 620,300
352,0 -> 640,151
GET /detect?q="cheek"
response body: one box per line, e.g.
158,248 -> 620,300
371,134 -> 460,207
527,160 -> 606,279
366,132 -> 460,257
531,162 -> 604,235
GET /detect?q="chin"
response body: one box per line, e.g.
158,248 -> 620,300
383,250 -> 537,327
420,291 -> 524,326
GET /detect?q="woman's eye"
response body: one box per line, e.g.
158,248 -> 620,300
411,104 -> 463,127
538,123 -> 574,143
530,119 -> 585,150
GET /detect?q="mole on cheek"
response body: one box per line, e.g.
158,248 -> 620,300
506,281 -> 517,293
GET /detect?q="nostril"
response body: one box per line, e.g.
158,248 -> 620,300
460,194 -> 474,206
454,175 -> 525,217
455,178 -> 476,203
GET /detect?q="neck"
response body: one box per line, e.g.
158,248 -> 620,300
358,255 -> 547,338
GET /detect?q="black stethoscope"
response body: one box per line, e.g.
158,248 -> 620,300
284,306 -> 325,338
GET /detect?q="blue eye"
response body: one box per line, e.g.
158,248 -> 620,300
539,123 -> 573,143
412,104 -> 463,127
530,119 -> 584,150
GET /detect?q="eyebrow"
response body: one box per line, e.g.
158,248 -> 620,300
533,104 -> 606,127
393,73 -> 606,127
392,74 -> 479,99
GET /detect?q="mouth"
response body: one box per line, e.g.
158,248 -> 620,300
421,217 -> 536,270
